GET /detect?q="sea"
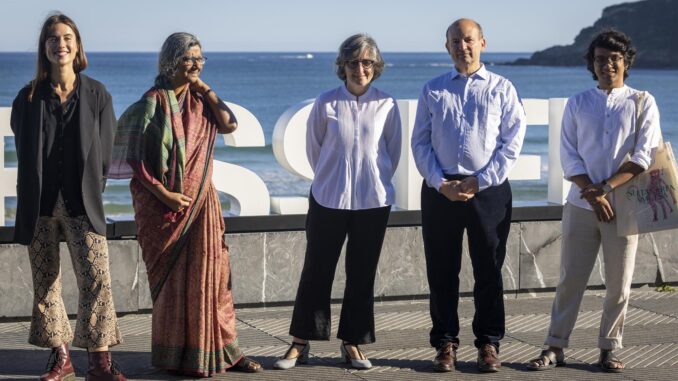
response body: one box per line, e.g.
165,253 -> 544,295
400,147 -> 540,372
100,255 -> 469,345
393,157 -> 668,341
1,52 -> 677,222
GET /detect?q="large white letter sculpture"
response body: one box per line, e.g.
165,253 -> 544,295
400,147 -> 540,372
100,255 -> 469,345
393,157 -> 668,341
0,97 -> 567,226
0,101 -> 270,222
270,99 -> 544,213
213,101 -> 270,216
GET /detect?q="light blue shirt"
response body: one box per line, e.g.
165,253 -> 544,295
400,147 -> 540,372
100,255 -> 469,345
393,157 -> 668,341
307,85 -> 402,210
561,85 -> 661,210
411,65 -> 526,192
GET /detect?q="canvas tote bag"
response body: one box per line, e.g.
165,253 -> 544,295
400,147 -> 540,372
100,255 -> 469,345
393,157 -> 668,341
615,92 -> 678,236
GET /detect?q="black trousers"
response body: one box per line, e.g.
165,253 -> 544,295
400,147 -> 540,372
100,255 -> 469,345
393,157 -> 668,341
289,194 -> 391,344
421,177 -> 512,350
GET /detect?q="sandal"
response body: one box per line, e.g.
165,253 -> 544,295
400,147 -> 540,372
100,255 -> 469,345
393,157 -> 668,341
527,349 -> 566,371
598,350 -> 624,373
232,356 -> 263,373
273,341 -> 310,370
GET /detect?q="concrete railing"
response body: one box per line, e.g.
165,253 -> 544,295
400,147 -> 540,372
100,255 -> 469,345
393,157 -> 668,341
1,211 -> 676,318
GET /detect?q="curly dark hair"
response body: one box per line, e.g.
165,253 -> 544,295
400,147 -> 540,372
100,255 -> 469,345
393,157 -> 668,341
585,29 -> 636,80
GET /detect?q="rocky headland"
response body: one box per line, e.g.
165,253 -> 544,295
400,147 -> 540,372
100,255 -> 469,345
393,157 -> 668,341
513,0 -> 678,68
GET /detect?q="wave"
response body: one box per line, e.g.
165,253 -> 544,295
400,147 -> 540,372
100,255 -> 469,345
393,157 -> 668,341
280,53 -> 314,60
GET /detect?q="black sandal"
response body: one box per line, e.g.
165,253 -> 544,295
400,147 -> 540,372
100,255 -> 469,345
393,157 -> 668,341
598,350 -> 624,373
232,356 -> 263,373
527,349 -> 566,371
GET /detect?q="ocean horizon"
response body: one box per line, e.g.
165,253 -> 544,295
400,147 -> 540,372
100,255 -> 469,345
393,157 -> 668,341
1,52 -> 677,221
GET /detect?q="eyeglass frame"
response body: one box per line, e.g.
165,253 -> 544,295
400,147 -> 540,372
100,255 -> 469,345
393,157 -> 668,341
181,56 -> 207,66
593,54 -> 624,66
345,59 -> 375,70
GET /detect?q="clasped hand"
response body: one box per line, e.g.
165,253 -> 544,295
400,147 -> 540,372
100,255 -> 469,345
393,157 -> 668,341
580,183 -> 614,222
163,191 -> 192,212
440,177 -> 478,202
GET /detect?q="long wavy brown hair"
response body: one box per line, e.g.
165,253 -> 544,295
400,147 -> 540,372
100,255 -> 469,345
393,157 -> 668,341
28,13 -> 88,101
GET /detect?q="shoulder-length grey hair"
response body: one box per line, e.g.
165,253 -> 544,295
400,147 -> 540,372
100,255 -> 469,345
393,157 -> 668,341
156,32 -> 201,83
335,34 -> 385,82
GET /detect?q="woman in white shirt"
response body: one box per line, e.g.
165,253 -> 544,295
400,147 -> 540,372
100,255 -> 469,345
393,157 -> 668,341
273,34 -> 401,370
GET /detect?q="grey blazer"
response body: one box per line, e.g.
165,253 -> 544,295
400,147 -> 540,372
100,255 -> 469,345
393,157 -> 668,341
10,74 -> 116,244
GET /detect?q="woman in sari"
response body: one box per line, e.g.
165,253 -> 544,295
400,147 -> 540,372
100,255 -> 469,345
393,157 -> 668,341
110,32 -> 261,376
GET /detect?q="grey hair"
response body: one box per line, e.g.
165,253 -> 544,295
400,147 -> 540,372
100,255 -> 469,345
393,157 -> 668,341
335,34 -> 385,82
156,32 -> 201,82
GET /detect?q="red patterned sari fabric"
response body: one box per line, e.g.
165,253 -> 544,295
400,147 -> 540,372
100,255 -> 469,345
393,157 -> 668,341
129,89 -> 242,376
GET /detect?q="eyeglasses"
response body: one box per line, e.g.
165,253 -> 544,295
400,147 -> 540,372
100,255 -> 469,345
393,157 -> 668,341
346,59 -> 375,70
593,55 -> 624,66
182,56 -> 207,66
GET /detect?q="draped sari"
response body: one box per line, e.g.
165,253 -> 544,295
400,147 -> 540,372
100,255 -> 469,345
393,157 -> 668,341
112,81 -> 242,376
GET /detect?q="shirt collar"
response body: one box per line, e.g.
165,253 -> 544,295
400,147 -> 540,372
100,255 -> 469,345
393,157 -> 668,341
595,84 -> 628,97
341,84 -> 374,100
48,74 -> 81,102
450,63 -> 488,80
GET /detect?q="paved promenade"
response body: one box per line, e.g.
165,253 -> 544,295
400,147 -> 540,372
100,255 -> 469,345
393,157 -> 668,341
1,289 -> 677,380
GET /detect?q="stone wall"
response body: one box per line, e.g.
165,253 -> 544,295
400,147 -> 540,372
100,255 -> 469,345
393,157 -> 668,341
1,221 -> 677,318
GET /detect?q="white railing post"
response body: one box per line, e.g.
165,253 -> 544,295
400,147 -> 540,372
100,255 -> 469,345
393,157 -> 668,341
547,98 -> 569,204
393,100 -> 421,210
0,108 -> 17,226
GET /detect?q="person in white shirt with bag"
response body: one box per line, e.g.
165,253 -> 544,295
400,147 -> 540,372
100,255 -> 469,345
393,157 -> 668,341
273,33 -> 401,371
527,29 -> 661,373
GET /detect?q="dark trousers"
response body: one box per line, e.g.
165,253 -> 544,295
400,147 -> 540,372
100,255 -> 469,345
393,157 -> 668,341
421,178 -> 512,350
289,194 -> 391,344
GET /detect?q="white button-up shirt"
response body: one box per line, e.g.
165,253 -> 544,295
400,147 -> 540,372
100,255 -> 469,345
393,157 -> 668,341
561,85 -> 661,210
307,85 -> 402,210
411,65 -> 526,192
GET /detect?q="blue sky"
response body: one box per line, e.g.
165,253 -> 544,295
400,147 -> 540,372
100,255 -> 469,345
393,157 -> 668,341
1,0 -> 626,52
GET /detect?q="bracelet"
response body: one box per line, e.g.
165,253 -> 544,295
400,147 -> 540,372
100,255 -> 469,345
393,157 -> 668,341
205,88 -> 213,95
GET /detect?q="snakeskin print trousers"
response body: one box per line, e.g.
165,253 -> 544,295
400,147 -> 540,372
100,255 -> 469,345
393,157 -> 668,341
27,196 -> 122,349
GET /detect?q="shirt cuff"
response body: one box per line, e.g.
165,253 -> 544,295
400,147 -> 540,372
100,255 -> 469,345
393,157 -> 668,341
430,176 -> 444,192
562,163 -> 587,180
630,153 -> 652,171
477,175 -> 490,192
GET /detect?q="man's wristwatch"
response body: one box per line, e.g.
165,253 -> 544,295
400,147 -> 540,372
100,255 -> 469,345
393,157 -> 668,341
601,181 -> 613,194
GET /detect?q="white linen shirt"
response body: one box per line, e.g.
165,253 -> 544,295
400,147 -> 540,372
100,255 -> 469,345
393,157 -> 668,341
306,85 -> 402,210
411,65 -> 526,192
561,85 -> 661,210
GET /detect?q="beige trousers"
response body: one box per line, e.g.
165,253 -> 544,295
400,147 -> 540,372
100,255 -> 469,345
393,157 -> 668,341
27,196 -> 122,349
545,203 -> 638,350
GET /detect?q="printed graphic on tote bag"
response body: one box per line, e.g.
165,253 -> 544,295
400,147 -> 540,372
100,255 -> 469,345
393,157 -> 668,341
624,169 -> 677,222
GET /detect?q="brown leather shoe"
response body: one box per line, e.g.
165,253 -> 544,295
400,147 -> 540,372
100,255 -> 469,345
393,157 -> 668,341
86,351 -> 127,381
40,344 -> 75,381
477,344 -> 501,373
432,342 -> 458,372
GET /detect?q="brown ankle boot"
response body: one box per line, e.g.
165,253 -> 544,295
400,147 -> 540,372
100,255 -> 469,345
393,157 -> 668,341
40,344 -> 75,381
86,351 -> 127,381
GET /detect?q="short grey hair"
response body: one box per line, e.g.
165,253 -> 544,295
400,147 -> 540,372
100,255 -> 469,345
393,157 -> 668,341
335,34 -> 385,82
446,18 -> 484,41
157,32 -> 201,82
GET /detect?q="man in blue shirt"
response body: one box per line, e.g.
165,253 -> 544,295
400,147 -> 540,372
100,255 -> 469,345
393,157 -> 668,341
411,18 -> 526,373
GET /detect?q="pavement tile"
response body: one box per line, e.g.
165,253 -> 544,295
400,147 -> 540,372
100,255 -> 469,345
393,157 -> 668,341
1,290 -> 676,380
